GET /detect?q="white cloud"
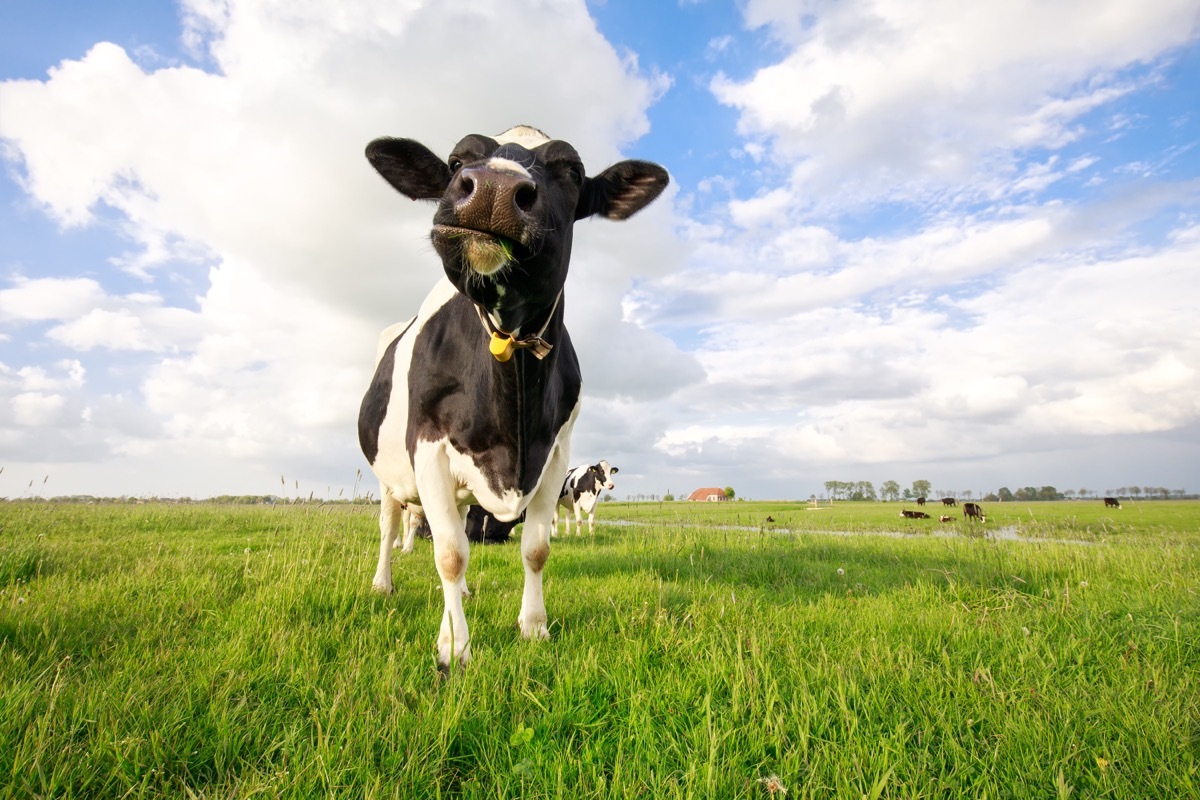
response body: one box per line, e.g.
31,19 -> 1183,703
714,0 -> 1200,204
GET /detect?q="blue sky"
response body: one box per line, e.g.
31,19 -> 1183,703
2,0 -> 1199,501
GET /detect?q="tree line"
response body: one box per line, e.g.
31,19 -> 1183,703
823,481 -> 1192,502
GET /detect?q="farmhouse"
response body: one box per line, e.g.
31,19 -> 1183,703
687,487 -> 729,502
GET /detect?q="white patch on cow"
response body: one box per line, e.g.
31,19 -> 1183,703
494,125 -> 551,149
486,157 -> 533,177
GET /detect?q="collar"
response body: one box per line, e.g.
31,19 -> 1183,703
475,290 -> 562,362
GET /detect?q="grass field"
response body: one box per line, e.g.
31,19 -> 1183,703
1,500 -> 1197,798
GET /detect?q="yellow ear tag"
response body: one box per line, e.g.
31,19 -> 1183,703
489,332 -> 515,362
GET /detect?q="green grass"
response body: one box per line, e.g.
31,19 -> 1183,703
2,500 -> 1197,798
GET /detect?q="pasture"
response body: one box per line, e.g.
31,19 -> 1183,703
1,500 -> 1197,798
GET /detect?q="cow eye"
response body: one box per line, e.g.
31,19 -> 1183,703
449,158 -> 463,173
568,166 -> 583,186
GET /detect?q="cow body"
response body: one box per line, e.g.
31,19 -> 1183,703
963,502 -> 985,521
900,509 -> 931,519
553,460 -> 617,535
1104,497 -> 1122,509
358,126 -> 667,670
916,496 -> 927,506
941,497 -> 957,506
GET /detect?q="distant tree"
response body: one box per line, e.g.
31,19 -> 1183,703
982,492 -> 999,502
1015,486 -> 1038,501
902,488 -> 913,500
962,489 -> 974,501
998,487 -> 1014,502
912,480 -> 932,499
1128,486 -> 1142,499
1064,489 -> 1077,500
724,486 -> 736,500
851,481 -> 877,501
662,493 -> 674,502
880,481 -> 901,502
1038,486 -> 1061,501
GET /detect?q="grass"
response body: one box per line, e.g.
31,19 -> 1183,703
1,500 -> 1197,798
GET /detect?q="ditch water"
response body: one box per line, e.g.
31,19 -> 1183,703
600,518 -> 1098,546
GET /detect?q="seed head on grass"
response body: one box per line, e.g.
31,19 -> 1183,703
757,774 -> 788,795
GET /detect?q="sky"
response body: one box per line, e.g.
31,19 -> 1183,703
1,0 -> 1199,502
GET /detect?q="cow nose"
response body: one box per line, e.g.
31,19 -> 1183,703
452,167 -> 537,235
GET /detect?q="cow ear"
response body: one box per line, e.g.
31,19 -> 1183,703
365,137 -> 452,201
575,160 -> 669,221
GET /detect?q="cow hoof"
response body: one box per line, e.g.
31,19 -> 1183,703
371,579 -> 393,595
518,616 -> 549,641
436,640 -> 471,673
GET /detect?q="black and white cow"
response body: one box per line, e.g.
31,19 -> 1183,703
553,460 -> 617,535
900,509 -> 930,519
357,126 -> 668,670
465,505 -> 522,544
963,502 -> 986,521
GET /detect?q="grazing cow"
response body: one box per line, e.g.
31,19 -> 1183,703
765,515 -> 775,523
916,496 -> 927,506
900,509 -> 931,519
939,515 -> 953,522
357,126 -> 668,670
1104,497 -> 1122,509
963,502 -> 985,521
941,497 -> 957,507
392,503 -> 430,551
466,505 -> 522,543
554,460 -> 618,536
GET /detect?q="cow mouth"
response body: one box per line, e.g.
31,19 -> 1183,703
432,225 -> 525,276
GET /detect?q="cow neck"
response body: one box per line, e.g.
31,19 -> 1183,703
474,290 -> 562,363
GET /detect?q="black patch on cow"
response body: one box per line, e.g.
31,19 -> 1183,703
357,321 -> 413,465
406,293 -> 581,497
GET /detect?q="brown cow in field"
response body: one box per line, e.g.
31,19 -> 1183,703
1104,497 -> 1122,509
963,502 -> 985,522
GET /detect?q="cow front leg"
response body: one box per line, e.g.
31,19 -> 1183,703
415,453 -> 472,670
372,485 -> 403,593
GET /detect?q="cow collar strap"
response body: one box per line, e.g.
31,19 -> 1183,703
475,290 -> 561,363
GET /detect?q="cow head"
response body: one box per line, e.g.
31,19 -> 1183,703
595,460 -> 618,491
365,125 -> 669,335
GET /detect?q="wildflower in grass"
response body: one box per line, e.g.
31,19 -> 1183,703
837,567 -> 845,576
1079,580 -> 1088,588
1095,756 -> 1109,772
1022,626 -> 1031,636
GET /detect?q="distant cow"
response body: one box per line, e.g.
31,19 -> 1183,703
963,502 -> 985,521
941,497 -> 957,506
391,503 -> 430,551
900,509 -> 931,519
357,125 -> 668,669
1104,497 -> 1122,509
916,496 -> 927,506
939,515 -> 953,522
554,460 -> 618,535
466,506 -> 522,543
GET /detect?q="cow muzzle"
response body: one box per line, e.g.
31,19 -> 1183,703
433,166 -> 538,274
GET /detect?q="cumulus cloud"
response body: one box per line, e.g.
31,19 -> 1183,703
0,0 -> 690,495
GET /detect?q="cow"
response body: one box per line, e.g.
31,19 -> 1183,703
392,502 -> 430,551
939,515 -> 953,522
357,125 -> 668,670
916,496 -> 927,506
941,497 -> 957,506
466,505 -> 522,543
963,502 -> 985,521
900,509 -> 931,519
1104,497 -> 1122,509
553,460 -> 618,536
